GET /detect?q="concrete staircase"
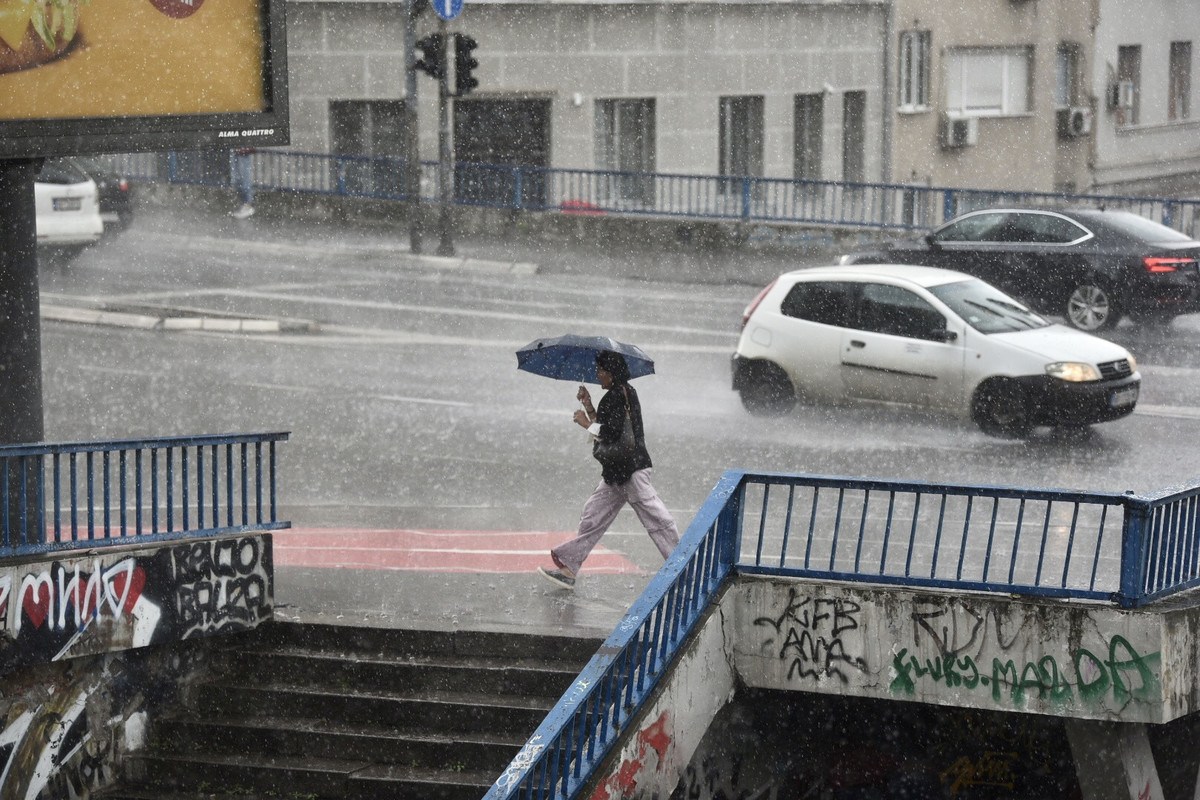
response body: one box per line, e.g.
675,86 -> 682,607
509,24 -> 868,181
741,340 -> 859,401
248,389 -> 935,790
96,622 -> 601,800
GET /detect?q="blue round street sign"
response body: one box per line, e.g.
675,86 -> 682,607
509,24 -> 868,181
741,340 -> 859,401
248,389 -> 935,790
434,0 -> 462,20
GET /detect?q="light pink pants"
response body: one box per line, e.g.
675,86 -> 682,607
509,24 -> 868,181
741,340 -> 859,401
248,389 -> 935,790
551,468 -> 680,575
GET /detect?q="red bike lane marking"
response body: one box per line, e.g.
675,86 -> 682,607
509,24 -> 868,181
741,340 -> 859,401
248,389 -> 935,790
272,528 -> 645,574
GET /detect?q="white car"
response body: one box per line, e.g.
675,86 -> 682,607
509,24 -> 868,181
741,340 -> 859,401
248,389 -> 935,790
731,264 -> 1141,438
35,159 -> 104,250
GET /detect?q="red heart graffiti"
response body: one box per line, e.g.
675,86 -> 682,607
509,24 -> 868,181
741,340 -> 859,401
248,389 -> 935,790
22,582 -> 51,629
107,567 -> 147,615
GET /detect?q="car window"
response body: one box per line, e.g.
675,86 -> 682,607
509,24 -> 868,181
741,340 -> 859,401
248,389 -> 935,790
780,281 -> 854,327
933,212 -> 1011,243
929,278 -> 1050,333
1005,213 -> 1090,244
1085,211 -> 1195,244
38,160 -> 89,185
854,284 -> 947,341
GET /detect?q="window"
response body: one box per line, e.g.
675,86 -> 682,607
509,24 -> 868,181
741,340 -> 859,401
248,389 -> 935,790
793,93 -> 823,180
719,95 -> 764,195
1004,213 -> 1091,245
934,212 -> 1011,243
595,98 -> 656,204
842,91 -> 866,183
1117,45 -> 1141,126
898,30 -> 931,111
856,284 -> 946,341
1055,43 -> 1080,108
329,100 -> 409,196
780,281 -> 854,327
1170,42 -> 1192,121
945,47 -> 1032,116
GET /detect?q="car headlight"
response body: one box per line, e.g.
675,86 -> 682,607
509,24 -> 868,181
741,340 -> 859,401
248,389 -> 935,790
1127,355 -> 1138,373
1045,362 -> 1101,382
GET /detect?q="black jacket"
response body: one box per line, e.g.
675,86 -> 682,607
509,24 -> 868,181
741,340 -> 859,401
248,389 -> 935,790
592,383 -> 653,485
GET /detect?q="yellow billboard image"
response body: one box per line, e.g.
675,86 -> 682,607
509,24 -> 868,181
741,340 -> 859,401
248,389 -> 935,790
0,0 -> 266,119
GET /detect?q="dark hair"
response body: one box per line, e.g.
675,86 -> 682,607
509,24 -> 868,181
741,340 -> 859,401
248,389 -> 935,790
595,350 -> 631,384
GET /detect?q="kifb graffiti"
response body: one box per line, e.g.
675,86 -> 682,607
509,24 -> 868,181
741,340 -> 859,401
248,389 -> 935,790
0,535 -> 272,672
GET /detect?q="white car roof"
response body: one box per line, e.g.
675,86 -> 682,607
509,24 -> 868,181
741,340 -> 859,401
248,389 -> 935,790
786,263 -> 975,288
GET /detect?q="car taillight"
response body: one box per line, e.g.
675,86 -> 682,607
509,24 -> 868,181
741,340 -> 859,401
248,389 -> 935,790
1143,256 -> 1196,273
118,178 -> 129,192
741,279 -> 778,329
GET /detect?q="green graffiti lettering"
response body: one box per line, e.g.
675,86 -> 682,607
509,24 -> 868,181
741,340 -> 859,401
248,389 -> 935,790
1075,648 -> 1110,702
958,656 -> 980,689
891,648 -> 915,694
1107,635 -> 1161,704
1042,655 -> 1074,704
992,660 -> 1020,703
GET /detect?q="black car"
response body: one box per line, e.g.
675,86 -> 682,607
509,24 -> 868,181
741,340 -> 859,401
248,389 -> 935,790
840,208 -> 1200,331
50,156 -> 135,234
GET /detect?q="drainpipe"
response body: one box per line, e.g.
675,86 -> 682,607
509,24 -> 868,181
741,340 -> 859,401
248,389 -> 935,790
881,0 -> 895,186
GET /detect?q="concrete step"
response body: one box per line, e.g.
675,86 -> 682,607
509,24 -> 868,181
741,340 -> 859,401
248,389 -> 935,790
154,713 -> 527,773
100,623 -> 602,799
189,681 -> 556,736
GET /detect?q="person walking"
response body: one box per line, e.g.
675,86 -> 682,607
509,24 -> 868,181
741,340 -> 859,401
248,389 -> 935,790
230,148 -> 256,219
538,350 -> 680,589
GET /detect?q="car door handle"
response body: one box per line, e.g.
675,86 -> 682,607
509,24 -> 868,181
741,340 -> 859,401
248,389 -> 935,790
849,340 -> 866,348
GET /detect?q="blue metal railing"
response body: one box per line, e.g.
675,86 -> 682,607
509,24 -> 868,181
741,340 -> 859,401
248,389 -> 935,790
0,432 -> 290,556
485,469 -> 1200,800
107,150 -> 1200,237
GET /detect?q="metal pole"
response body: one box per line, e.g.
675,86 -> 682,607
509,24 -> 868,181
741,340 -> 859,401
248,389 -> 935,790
0,158 -> 45,446
437,17 -> 455,256
404,0 -> 423,254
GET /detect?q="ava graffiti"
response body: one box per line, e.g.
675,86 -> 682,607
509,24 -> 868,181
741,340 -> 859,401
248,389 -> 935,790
754,586 -> 867,683
889,634 -> 1161,708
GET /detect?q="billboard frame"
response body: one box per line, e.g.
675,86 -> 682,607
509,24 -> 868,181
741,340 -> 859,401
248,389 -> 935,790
0,0 -> 290,158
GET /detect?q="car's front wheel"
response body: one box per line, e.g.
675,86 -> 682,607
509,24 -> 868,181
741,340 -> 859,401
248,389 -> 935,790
1065,281 -> 1119,332
737,361 -> 796,416
972,379 -> 1033,439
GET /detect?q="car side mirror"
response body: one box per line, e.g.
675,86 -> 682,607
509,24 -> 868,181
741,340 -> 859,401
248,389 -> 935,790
931,328 -> 958,343
924,233 -> 940,249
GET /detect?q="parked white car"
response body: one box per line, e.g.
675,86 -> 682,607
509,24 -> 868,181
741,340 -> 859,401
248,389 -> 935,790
35,159 -> 104,251
731,264 -> 1141,438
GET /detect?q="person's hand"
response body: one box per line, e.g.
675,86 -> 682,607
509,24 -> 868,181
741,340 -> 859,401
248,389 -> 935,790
576,385 -> 591,404
573,409 -> 591,428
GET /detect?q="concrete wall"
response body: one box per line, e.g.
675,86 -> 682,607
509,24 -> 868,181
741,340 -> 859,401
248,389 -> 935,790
1092,0 -> 1200,194
890,0 -> 1097,193
286,0 -> 888,182
0,534 -> 273,797
725,576 -> 1199,725
581,603 -> 736,800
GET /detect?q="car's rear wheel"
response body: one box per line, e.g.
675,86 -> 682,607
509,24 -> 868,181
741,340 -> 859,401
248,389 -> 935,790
738,361 -> 796,416
1065,281 -> 1119,332
972,379 -> 1033,439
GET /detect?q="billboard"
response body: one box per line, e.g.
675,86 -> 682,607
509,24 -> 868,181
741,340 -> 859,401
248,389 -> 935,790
0,0 -> 288,157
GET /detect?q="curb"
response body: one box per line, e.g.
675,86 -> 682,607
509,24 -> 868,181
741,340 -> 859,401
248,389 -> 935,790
41,304 -> 320,334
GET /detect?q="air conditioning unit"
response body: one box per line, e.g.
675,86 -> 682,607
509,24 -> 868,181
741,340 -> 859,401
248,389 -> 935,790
1108,80 -> 1136,110
1057,106 -> 1093,137
941,114 -> 979,148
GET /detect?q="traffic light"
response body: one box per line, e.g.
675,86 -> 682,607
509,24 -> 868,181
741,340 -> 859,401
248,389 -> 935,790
454,33 -> 478,96
414,33 -> 444,78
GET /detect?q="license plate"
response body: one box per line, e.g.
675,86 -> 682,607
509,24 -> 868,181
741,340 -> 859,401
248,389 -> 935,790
53,197 -> 82,212
1110,387 -> 1138,408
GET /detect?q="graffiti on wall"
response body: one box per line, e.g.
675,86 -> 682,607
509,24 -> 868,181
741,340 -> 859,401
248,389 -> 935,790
588,711 -> 673,800
172,537 -> 270,637
0,536 -> 271,672
890,597 -> 1161,709
753,586 -> 867,683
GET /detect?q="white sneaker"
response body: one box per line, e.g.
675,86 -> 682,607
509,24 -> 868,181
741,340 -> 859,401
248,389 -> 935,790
231,204 -> 255,219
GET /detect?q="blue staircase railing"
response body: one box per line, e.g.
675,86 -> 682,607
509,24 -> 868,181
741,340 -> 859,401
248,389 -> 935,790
108,150 -> 1200,236
0,432 -> 290,557
485,469 -> 1200,799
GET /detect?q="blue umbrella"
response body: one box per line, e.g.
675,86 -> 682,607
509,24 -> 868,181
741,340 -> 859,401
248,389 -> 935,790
515,335 -> 655,384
